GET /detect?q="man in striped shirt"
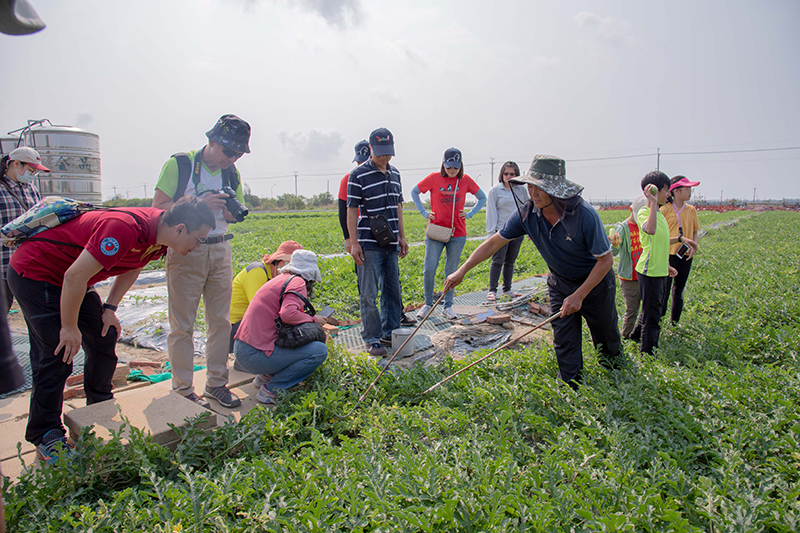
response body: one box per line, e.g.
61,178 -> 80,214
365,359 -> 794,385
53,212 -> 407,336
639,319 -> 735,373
346,128 -> 408,356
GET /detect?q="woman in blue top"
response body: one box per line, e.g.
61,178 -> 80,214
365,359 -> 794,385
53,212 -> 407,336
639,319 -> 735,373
485,161 -> 529,301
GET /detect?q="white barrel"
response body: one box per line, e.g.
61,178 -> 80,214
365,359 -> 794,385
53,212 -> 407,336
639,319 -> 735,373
16,124 -> 102,204
392,328 -> 415,358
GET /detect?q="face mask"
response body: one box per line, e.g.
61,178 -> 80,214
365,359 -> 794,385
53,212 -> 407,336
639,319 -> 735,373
15,165 -> 36,184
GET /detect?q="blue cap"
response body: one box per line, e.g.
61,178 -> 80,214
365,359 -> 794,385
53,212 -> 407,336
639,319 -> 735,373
369,127 -> 395,157
353,140 -> 370,163
443,147 -> 462,169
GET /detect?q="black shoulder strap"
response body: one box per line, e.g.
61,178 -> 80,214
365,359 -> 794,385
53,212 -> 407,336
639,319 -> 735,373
171,152 -> 192,202
278,275 -> 316,316
171,150 -> 239,200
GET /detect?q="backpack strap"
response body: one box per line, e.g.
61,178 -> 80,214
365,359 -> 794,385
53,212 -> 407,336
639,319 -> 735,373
278,275 -> 316,316
171,149 -> 240,201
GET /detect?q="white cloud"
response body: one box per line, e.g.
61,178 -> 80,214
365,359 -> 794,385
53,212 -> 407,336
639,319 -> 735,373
574,11 -> 633,46
369,86 -> 402,106
75,113 -> 94,127
529,55 -> 562,70
277,128 -> 345,161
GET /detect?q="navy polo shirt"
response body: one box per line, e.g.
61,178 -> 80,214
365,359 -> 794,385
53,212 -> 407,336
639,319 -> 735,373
500,198 -> 611,279
347,159 -> 404,252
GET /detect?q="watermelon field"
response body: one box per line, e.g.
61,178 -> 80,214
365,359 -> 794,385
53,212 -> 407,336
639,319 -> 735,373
5,209 -> 799,531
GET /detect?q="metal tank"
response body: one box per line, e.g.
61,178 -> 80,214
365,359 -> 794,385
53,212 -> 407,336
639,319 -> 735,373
5,119 -> 102,203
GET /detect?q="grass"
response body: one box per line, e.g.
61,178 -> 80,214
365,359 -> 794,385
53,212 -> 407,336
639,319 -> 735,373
5,211 -> 799,531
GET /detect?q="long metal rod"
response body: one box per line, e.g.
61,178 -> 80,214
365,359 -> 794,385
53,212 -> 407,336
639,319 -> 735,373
422,310 -> 562,395
338,292 -> 447,418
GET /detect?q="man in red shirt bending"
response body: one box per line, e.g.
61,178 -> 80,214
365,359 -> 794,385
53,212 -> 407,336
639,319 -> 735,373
8,197 -> 215,464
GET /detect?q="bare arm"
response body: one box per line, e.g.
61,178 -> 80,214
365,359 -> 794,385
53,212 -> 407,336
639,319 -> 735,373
397,203 -> 408,258
152,188 -> 174,210
100,268 -> 143,339
443,233 -> 510,293
560,252 -> 613,316
641,187 -> 658,235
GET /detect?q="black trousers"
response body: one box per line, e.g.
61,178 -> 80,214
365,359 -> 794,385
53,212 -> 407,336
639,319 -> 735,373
634,274 -> 668,355
489,236 -> 525,293
661,255 -> 693,325
8,268 -> 118,445
548,269 -> 622,388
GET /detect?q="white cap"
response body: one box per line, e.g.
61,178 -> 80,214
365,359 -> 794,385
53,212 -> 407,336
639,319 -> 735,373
631,195 -> 647,214
9,147 -> 50,172
279,249 -> 322,283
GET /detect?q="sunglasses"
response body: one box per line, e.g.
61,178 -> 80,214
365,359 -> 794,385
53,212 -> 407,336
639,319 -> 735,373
221,146 -> 243,160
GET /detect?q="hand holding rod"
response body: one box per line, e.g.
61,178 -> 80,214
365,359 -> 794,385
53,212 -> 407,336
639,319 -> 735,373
422,310 -> 563,395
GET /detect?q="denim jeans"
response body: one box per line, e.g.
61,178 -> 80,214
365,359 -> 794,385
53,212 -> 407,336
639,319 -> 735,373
233,339 -> 327,393
358,248 -> 402,344
423,236 -> 467,308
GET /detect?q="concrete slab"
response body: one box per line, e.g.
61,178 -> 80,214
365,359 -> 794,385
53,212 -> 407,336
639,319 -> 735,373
64,388 -> 217,446
0,391 -> 31,425
0,415 -> 34,461
0,449 -> 36,482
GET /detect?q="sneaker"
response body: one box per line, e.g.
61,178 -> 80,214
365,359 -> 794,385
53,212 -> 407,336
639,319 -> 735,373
487,291 -> 497,302
184,392 -> 211,409
256,385 -> 278,406
204,385 -> 242,408
443,307 -> 458,320
379,337 -> 392,347
368,343 -> 388,356
416,305 -> 432,320
400,313 -> 416,327
253,374 -> 272,388
36,429 -> 73,465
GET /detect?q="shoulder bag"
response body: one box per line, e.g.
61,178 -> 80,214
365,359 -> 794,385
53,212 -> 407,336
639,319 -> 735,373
274,275 -> 327,349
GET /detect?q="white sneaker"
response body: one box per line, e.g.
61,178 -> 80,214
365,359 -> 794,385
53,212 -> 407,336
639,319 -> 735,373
443,307 -> 457,320
256,384 -> 278,405
253,374 -> 272,388
416,305 -> 432,320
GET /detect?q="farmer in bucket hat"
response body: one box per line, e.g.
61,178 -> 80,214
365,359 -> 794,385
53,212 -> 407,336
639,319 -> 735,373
444,155 -> 622,388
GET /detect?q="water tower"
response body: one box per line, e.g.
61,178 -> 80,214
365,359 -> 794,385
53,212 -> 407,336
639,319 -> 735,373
2,119 -> 102,203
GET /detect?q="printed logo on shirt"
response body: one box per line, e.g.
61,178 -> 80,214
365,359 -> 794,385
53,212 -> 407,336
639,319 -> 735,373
100,237 -> 120,256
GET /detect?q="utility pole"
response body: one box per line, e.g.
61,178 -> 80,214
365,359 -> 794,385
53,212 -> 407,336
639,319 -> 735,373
720,190 -> 723,203
271,184 -> 276,198
490,157 -> 495,188
294,171 -> 298,197
113,186 -> 117,197
143,184 -> 147,198
753,188 -> 756,203
327,180 -> 329,194
656,148 -> 660,170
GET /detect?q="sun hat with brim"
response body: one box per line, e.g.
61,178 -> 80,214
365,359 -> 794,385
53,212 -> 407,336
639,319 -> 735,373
631,195 -> 647,214
508,154 -> 583,199
280,249 -> 322,283
9,146 -> 50,172
263,240 -> 303,264
670,177 -> 700,191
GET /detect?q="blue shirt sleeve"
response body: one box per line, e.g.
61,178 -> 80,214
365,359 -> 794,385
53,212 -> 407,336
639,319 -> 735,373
466,188 -> 486,219
410,185 -> 428,218
582,202 -> 612,257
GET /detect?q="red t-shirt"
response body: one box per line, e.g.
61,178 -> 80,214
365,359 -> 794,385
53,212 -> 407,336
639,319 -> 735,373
416,172 -> 480,238
338,174 -> 349,202
10,208 -> 167,287
627,219 -> 642,281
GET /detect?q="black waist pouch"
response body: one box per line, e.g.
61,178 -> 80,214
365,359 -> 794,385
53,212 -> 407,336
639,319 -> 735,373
369,215 -> 393,247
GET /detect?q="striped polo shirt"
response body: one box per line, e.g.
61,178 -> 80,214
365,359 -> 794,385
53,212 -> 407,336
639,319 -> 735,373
347,159 -> 404,252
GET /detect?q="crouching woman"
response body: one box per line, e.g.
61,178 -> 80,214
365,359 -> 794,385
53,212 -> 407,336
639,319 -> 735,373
233,250 -> 328,405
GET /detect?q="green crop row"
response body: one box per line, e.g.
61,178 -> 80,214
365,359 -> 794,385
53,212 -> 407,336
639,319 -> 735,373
5,210 -> 799,531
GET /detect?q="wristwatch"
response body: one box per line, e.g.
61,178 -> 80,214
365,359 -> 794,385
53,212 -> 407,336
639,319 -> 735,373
102,302 -> 118,312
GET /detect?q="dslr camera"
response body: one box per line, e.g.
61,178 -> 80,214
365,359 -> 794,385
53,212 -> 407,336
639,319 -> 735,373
219,186 -> 249,223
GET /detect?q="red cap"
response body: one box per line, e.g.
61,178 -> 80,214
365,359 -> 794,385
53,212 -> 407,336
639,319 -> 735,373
670,177 -> 700,191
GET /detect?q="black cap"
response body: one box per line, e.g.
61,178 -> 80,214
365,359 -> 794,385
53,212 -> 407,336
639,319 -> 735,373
206,114 -> 251,154
369,127 -> 394,157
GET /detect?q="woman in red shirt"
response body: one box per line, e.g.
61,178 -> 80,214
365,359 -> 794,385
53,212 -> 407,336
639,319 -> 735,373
410,148 -> 486,320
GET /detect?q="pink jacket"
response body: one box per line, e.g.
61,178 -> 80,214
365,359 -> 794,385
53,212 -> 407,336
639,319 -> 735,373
235,272 -> 315,355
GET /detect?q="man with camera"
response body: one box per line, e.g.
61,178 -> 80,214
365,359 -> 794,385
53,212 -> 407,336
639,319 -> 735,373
153,114 -> 250,409
347,127 -> 408,356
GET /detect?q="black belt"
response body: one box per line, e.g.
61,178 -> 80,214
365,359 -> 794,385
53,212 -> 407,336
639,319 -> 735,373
204,233 -> 234,244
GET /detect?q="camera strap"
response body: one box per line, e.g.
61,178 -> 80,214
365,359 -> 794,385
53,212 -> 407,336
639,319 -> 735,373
171,147 -> 240,200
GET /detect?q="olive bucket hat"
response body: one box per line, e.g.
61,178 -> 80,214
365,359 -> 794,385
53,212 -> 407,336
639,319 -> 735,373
206,114 -> 251,154
509,154 -> 584,199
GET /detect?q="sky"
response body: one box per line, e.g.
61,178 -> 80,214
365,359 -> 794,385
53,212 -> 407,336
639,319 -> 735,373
2,0 -> 799,203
